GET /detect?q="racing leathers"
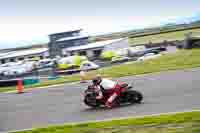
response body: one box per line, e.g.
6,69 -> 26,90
93,78 -> 118,108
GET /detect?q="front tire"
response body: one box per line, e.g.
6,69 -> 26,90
125,90 -> 143,104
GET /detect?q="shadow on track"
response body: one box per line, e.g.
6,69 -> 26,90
82,102 -> 145,112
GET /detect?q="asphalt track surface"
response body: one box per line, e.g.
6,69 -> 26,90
1,68 -> 200,132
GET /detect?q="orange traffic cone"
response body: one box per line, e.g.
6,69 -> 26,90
17,79 -> 24,94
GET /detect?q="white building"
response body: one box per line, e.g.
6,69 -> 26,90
0,38 -> 130,64
63,38 -> 129,59
0,48 -> 48,64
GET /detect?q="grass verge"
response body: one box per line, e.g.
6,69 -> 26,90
95,48 -> 200,77
11,111 -> 200,133
1,48 -> 200,93
129,27 -> 200,45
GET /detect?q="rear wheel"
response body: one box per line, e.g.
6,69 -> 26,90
125,90 -> 143,104
84,94 -> 101,108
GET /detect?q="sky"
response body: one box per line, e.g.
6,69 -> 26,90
0,0 -> 200,49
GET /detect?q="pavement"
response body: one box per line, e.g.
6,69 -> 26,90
0,68 -> 200,132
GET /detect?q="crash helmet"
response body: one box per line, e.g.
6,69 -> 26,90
92,74 -> 102,85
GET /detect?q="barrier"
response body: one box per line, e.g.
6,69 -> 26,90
23,78 -> 40,85
48,76 -> 60,80
0,79 -> 18,87
0,76 -> 63,93
0,77 -> 40,88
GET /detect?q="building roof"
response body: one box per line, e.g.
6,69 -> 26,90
65,38 -> 125,51
0,51 -> 14,57
49,29 -> 82,36
56,36 -> 89,42
0,48 -> 48,60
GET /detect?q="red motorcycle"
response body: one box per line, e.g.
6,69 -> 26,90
84,82 -> 143,108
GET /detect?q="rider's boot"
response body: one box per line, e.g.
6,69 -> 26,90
105,93 -> 118,108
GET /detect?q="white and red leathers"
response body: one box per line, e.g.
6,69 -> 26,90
93,85 -> 103,100
94,78 -> 118,108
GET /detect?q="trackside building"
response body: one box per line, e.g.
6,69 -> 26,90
63,38 -> 129,59
48,29 -> 89,58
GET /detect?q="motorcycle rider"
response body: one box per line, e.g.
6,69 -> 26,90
92,75 -> 119,108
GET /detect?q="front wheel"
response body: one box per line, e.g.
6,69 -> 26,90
124,90 -> 143,104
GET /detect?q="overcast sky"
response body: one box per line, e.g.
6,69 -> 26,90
0,0 -> 199,49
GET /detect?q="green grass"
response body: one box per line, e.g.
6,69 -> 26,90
1,49 -> 200,93
11,111 -> 200,133
129,28 -> 200,45
96,48 -> 200,77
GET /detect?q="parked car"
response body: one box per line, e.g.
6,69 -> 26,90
0,62 -> 24,76
57,56 -> 88,70
0,61 -> 37,77
37,59 -> 54,69
0,65 -> 9,75
80,61 -> 99,71
137,53 -> 161,61
144,47 -> 167,54
3,65 -> 27,76
111,56 -> 130,63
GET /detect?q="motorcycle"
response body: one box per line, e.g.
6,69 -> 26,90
84,82 -> 143,108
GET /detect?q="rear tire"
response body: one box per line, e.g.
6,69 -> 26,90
84,94 -> 101,108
